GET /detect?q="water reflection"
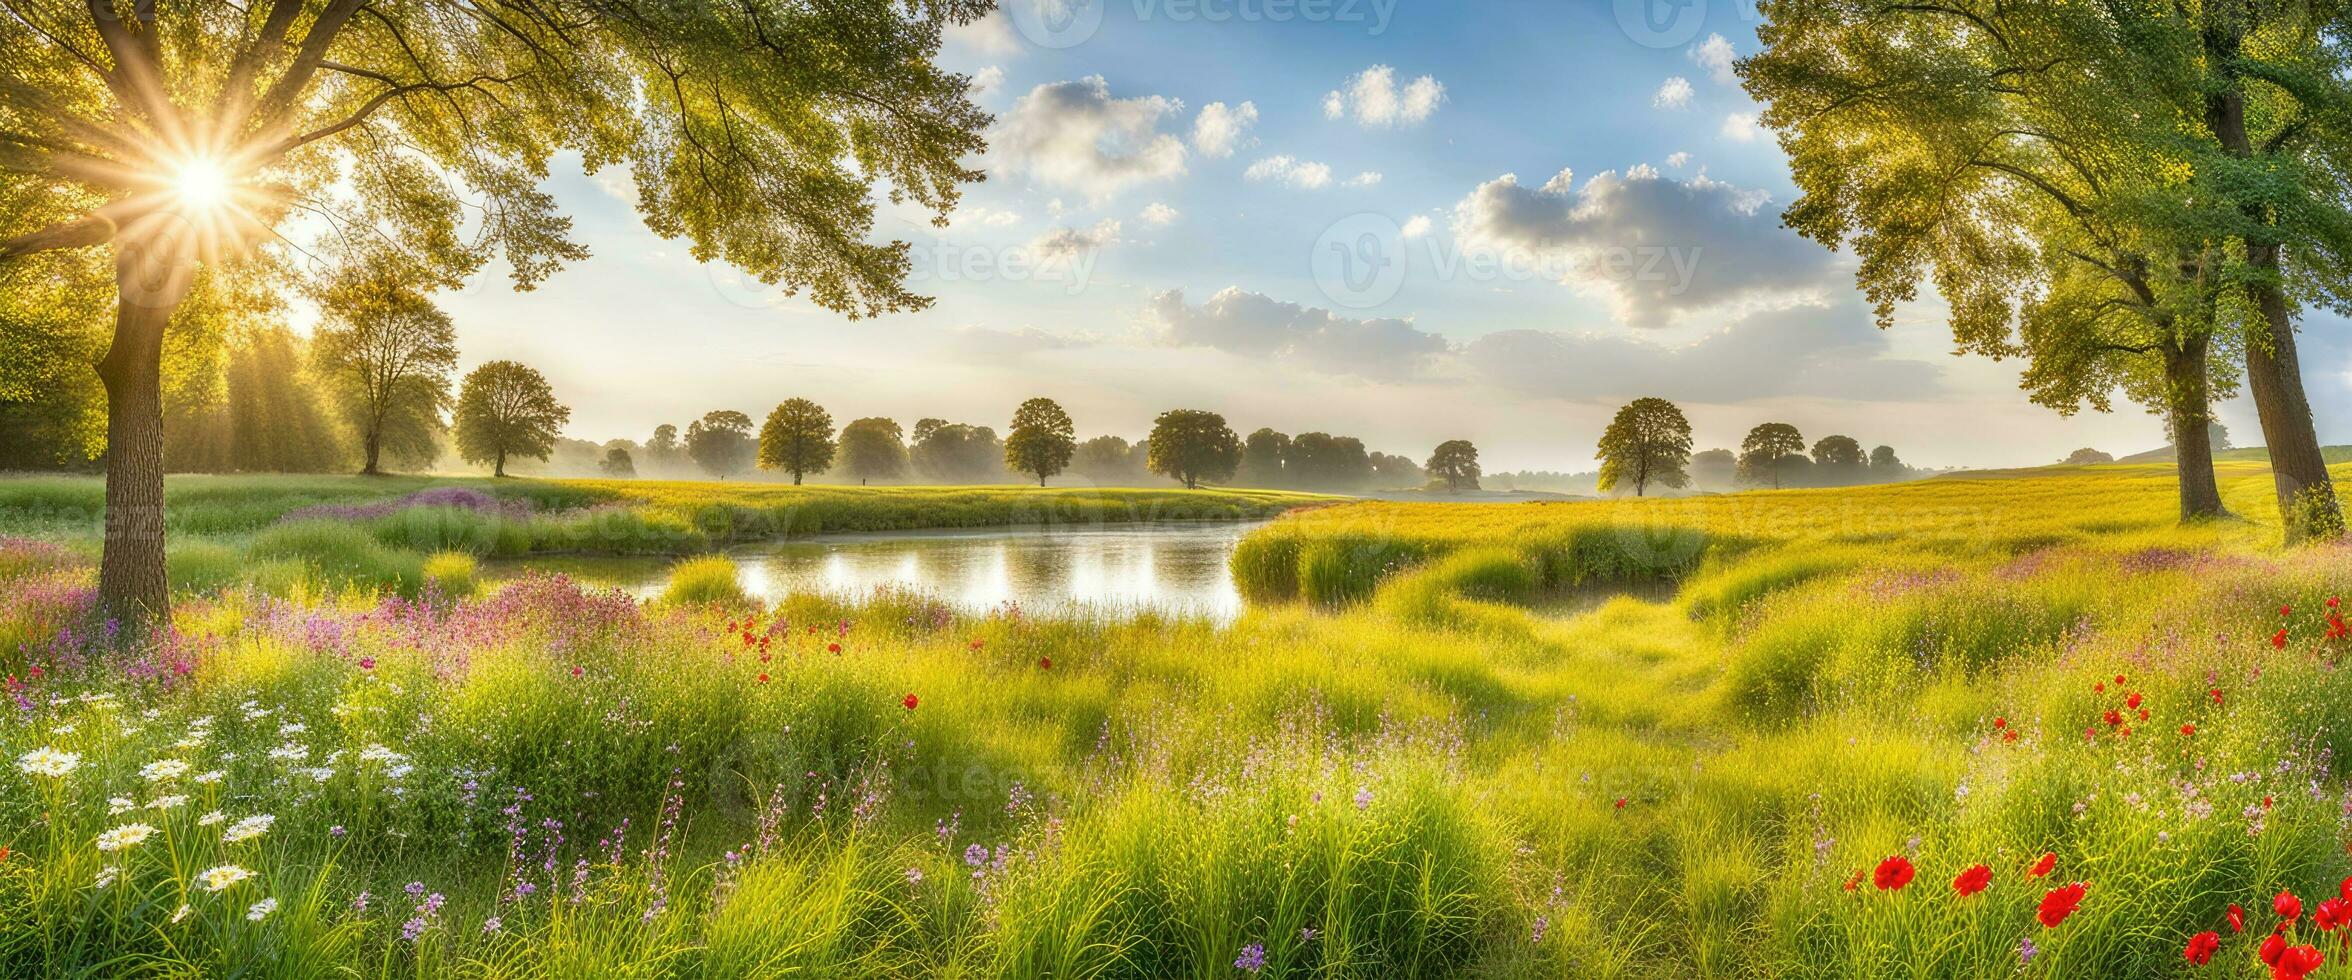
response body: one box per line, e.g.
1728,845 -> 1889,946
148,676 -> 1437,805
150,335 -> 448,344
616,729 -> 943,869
506,520 -> 1266,621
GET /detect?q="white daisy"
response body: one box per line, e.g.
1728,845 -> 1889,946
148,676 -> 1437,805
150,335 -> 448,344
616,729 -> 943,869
107,797 -> 135,815
246,897 -> 277,921
221,814 -> 276,844
140,758 -> 191,782
96,823 -> 156,852
196,864 -> 254,892
16,747 -> 79,778
198,810 -> 225,826
146,794 -> 189,811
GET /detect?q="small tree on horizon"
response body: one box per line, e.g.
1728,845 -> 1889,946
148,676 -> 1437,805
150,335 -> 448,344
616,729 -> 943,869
1146,410 -> 1242,489
453,361 -> 569,478
1004,398 -> 1078,486
2065,448 -> 2116,465
311,265 -> 456,476
758,399 -> 837,485
1425,440 -> 1482,492
1738,423 -> 1807,490
686,411 -> 757,481
600,447 -> 636,478
1812,435 -> 1867,485
1870,445 -> 1908,478
1596,398 -> 1694,497
839,418 -> 909,485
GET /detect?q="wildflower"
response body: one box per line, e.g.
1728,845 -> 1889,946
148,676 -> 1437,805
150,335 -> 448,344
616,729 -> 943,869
901,693 -> 919,711
756,673 -> 768,684
107,796 -> 135,815
194,770 -> 224,784
2274,628 -> 2290,649
0,846 -> 9,863
2104,709 -> 2124,727
2282,605 -> 2294,617
482,916 -> 502,934
2181,723 -> 2196,737
1530,915 -> 1548,943
1993,716 -> 2006,729
199,811 -> 225,826
170,904 -> 191,925
970,638 -> 985,650
2230,903 -> 2246,932
2037,882 -> 2086,927
963,844 -> 987,867
1614,797 -> 1627,810
2027,852 -> 2056,878
1843,867 -> 1865,891
2262,936 -> 2325,980
330,825 -> 346,838
140,759 -> 191,782
197,865 -> 255,892
2018,935 -> 2037,965
16,747 -> 78,777
828,642 -> 842,654
570,665 -> 583,677
1952,864 -> 1991,897
1234,942 -> 1266,973
1038,656 -> 1052,670
1873,855 -> 1915,891
2277,891 -> 2303,922
906,867 -> 923,885
2183,930 -> 2221,965
222,815 -> 276,844
1354,786 -> 1374,811
247,898 -> 277,921
2316,897 -> 2352,932
2126,692 -> 2143,710
94,866 -> 119,889
357,657 -> 375,670
95,823 -> 157,852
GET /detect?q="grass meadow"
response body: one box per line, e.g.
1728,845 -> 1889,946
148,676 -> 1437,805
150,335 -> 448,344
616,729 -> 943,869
3,463 -> 2351,976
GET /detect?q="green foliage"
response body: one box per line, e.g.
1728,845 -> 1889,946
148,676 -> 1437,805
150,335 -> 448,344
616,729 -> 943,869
1424,439 -> 1481,492
1595,397 -> 1693,496
1003,398 -> 1077,486
1738,423 -> 1807,489
311,262 -> 457,474
421,550 -> 479,598
686,411 -> 757,480
660,555 -> 748,606
454,361 -> 569,477
1145,410 -> 1242,490
246,520 -> 424,594
757,398 -> 837,485
837,418 -> 909,484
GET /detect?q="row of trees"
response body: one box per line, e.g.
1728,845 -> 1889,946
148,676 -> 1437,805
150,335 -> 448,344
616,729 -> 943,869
1593,398 -> 1912,496
1744,0 -> 2344,540
617,398 -> 1479,493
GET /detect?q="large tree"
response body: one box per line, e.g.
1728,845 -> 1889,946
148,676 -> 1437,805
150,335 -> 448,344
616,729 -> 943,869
837,417 -> 908,485
1286,432 -> 1373,491
911,418 -> 1003,483
686,410 -> 757,481
310,262 -> 454,476
1003,397 -> 1076,486
0,0 -> 992,633
1425,440 -> 1481,492
453,360 -> 567,478
1239,428 -> 1292,487
1811,435 -> 1867,486
1743,0 -> 2342,537
1596,397 -> 1694,497
1145,410 -> 1241,490
1072,434 -> 1143,485
1738,423 -> 1807,490
757,398 -> 835,485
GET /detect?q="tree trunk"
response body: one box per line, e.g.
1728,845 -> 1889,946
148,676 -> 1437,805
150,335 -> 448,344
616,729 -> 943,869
494,448 -> 506,478
2243,250 -> 2343,541
2163,338 -> 2226,521
96,242 -> 191,640
2204,25 -> 2344,541
361,428 -> 381,475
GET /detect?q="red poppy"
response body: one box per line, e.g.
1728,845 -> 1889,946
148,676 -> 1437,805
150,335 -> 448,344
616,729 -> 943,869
2211,688 -> 2226,706
570,665 -> 584,678
2003,730 -> 2019,743
755,673 -> 769,684
2096,681 -> 2107,693
1952,864 -> 1991,897
2341,875 -> 2352,903
2277,891 -> 2303,922
901,693 -> 919,710
0,846 -> 9,863
2028,852 -> 2057,878
2272,943 -> 2325,980
1842,868 -> 1864,892
2180,723 -> 2196,737
2333,597 -> 2344,609
1993,717 -> 2007,730
2037,882 -> 2086,927
2314,897 -> 2351,932
828,642 -> 842,654
2263,933 -> 2288,967
970,639 -> 986,651
2138,708 -> 2150,721
1038,656 -> 1052,670
2115,674 -> 2127,685
2265,795 -> 2277,809
2330,615 -> 2349,641
2104,709 -> 2125,727
1873,854 -> 1915,891
1614,797 -> 1627,810
2274,628 -> 2290,649
2231,903 -> 2247,933
2183,930 -> 2221,965
2282,605 -> 2295,617
2127,692 -> 2144,709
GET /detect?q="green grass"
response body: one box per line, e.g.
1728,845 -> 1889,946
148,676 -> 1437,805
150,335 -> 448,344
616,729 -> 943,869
2,463 -> 2351,976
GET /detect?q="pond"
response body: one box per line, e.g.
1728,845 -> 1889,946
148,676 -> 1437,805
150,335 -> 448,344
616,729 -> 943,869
493,519 -> 1270,620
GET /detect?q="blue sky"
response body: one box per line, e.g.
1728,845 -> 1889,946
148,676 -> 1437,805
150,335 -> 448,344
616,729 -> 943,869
433,0 -> 2352,471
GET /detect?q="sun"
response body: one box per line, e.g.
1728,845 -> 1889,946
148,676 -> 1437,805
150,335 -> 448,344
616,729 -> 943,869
171,157 -> 232,212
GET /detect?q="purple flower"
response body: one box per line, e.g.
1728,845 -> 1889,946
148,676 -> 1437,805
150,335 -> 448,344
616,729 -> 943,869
1531,915 -> 1549,944
1234,942 -> 1266,973
963,844 -> 988,867
2019,936 -> 2037,965
1354,786 -> 1373,810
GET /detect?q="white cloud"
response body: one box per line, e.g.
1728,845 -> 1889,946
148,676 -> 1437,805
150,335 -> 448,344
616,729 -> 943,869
591,166 -> 638,207
1665,151 -> 1691,168
1400,215 -> 1433,238
1138,202 -> 1181,225
1652,76 -> 1694,110
1029,218 -> 1122,257
1323,66 -> 1445,127
947,11 -> 1022,57
1450,166 -> 1835,327
991,77 -> 1188,202
1719,112 -> 1765,142
1343,171 -> 1383,189
1148,287 -> 1449,380
951,205 -> 1023,228
971,66 -> 1005,97
1462,297 -> 1942,403
1689,34 -> 1738,85
1244,155 -> 1334,190
1191,101 -> 1259,159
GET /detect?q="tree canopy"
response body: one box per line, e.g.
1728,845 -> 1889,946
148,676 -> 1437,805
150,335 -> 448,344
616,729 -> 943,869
1145,410 -> 1241,490
1596,398 -> 1694,497
1425,440 -> 1482,492
838,417 -> 909,484
310,262 -> 454,475
1738,423 -> 1806,490
686,410 -> 756,480
1004,397 -> 1077,486
757,398 -> 835,485
453,360 -> 567,477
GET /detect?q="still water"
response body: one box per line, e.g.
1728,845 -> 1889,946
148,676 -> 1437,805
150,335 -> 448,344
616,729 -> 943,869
502,520 -> 1268,620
